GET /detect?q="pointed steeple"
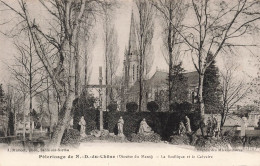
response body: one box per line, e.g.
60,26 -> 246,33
128,9 -> 137,55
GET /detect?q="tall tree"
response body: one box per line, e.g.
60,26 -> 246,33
152,0 -> 186,109
5,85 -> 24,136
103,3 -> 119,105
107,26 -> 119,102
75,7 -> 96,98
0,84 -> 8,137
154,0 -> 260,117
248,51 -> 260,109
203,54 -> 222,114
7,79 -> 28,140
219,60 -> 250,128
9,35 -> 46,140
0,0 -> 115,146
79,16 -> 95,91
135,0 -> 155,112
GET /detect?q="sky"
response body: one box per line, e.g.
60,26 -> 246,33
0,0 -> 259,89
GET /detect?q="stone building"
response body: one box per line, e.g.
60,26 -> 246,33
122,11 -> 199,111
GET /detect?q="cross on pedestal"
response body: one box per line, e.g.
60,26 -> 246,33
86,67 -> 116,131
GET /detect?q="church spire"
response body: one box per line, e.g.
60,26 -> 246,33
128,9 -> 137,55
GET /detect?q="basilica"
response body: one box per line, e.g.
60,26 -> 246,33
122,11 -> 199,112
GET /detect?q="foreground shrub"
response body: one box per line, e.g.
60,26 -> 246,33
61,129 -> 80,147
126,102 -> 138,112
81,134 -> 128,143
222,129 -> 238,143
169,134 -> 190,145
72,93 -> 98,134
169,102 -> 178,112
130,133 -> 161,143
195,137 -> 231,151
147,101 -> 159,112
230,136 -> 243,148
10,140 -> 24,147
247,137 -> 260,148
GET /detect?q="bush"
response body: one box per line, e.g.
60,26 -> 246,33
81,134 -> 128,143
61,129 -> 81,147
169,101 -> 193,113
107,102 -> 118,112
178,102 -> 192,113
107,111 -> 201,141
126,102 -> 138,112
169,134 -> 190,145
195,137 -> 231,151
170,102 -> 179,112
130,133 -> 161,143
147,101 -> 159,112
72,92 -> 99,133
247,137 -> 260,148
0,130 -> 5,137
230,136 -> 243,148
222,129 -> 237,143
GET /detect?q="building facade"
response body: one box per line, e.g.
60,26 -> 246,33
122,11 -> 199,111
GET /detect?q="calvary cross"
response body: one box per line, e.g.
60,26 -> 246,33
86,66 -> 116,131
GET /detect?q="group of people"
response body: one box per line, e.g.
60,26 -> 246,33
178,116 -> 192,135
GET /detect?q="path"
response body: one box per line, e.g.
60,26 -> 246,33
0,142 -> 259,166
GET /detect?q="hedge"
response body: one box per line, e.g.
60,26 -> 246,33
107,111 -> 200,140
72,96 -> 200,141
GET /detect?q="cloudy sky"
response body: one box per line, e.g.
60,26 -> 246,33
0,0 -> 258,88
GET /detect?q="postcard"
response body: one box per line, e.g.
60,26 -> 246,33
0,0 -> 260,165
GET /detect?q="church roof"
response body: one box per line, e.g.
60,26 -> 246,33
185,71 -> 199,87
127,70 -> 199,93
128,10 -> 137,55
147,71 -> 168,87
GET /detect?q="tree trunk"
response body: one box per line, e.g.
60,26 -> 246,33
139,61 -> 143,112
29,97 -> 32,140
198,74 -> 205,117
84,49 -> 88,91
168,7 -> 173,111
14,108 -> 17,136
74,42 -> 80,98
47,77 -> 52,127
49,94 -> 73,147
23,96 -> 26,141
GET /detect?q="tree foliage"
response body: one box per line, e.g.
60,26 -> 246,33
126,102 -> 138,112
169,62 -> 189,103
107,102 -> 118,112
135,0 -> 155,112
147,101 -> 159,112
203,55 -> 222,114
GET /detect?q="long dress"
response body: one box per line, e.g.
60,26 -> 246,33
118,118 -> 124,136
185,117 -> 192,132
79,118 -> 86,136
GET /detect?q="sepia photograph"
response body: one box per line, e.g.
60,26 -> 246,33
0,0 -> 260,165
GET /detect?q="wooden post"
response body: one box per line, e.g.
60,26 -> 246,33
99,67 -> 103,131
